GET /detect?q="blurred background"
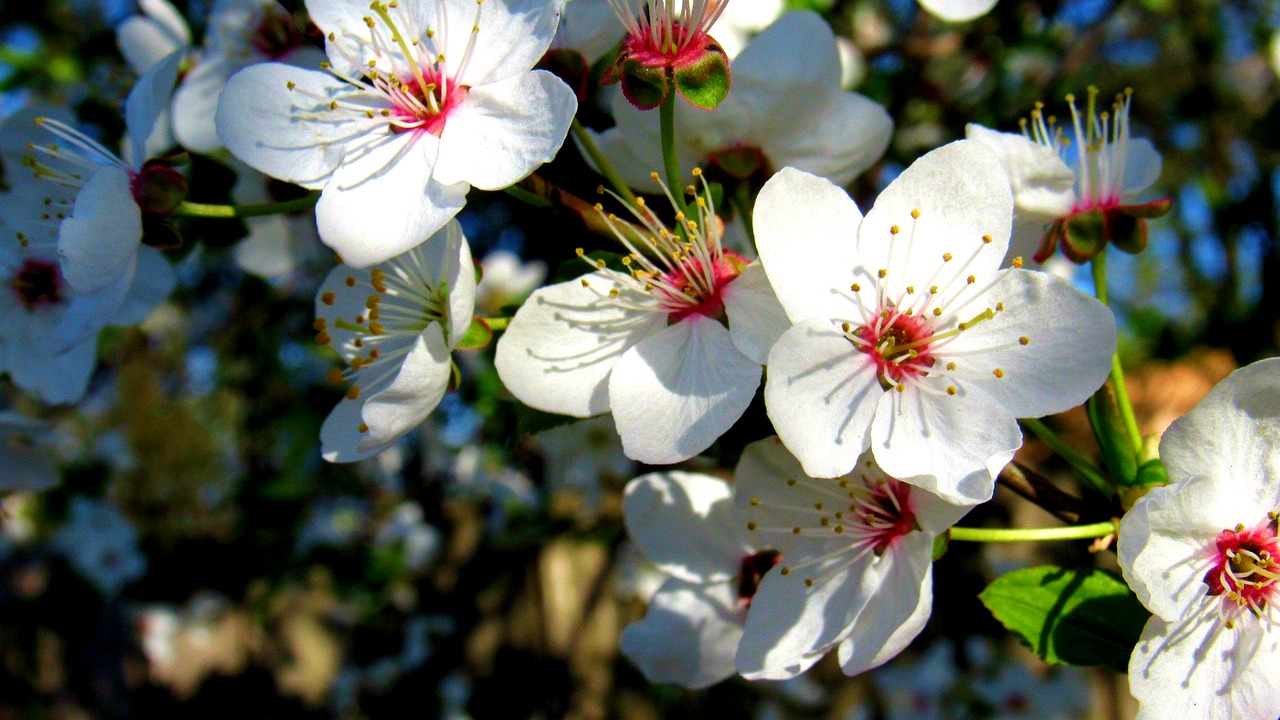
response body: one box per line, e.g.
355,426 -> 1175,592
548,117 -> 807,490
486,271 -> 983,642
0,0 -> 1275,717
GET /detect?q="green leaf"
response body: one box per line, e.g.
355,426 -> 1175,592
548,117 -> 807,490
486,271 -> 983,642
455,317 -> 493,351
979,566 -> 1150,672
1085,384 -> 1137,487
673,43 -> 730,110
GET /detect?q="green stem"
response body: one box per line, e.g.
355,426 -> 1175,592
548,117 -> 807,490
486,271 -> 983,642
1090,249 -> 1144,454
659,91 -> 686,218
570,120 -> 639,209
173,195 -> 318,219
1021,417 -> 1110,496
949,521 -> 1116,543
729,183 -> 756,249
483,317 -> 510,332
501,185 -> 552,208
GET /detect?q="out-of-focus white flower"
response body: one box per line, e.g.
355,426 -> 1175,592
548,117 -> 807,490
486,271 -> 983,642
116,0 -> 192,75
449,444 -> 540,531
918,0 -> 998,22
754,144 -> 1115,505
172,0 -> 327,154
296,496 -> 369,552
966,88 -> 1166,266
1119,357 -> 1280,719
496,173 -> 788,464
534,415 -> 634,509
0,412 -> 60,493
228,158 -> 326,283
620,470 -> 771,688
376,501 -> 442,570
314,220 -> 476,462
474,249 -> 545,317
734,439 -> 971,679
217,0 -> 578,268
593,11 -> 891,194
871,642 -> 958,720
973,661 -> 1091,720
54,496 -> 147,596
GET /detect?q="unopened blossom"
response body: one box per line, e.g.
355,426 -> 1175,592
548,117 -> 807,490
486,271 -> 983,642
2,53 -> 185,300
1118,357 -> 1280,719
621,470 -> 772,687
595,11 -> 891,196
495,172 -> 789,464
172,0 -> 326,154
54,496 -> 148,596
734,438 -> 971,679
314,220 -> 476,462
603,0 -> 732,109
966,87 -> 1167,265
755,143 -> 1116,504
217,0 -> 578,268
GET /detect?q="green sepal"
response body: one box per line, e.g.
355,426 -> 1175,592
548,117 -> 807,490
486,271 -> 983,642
447,359 -> 462,392
618,57 -> 669,110
1033,220 -> 1065,263
1085,383 -> 1135,489
455,317 -> 494,351
1061,209 -> 1107,263
979,566 -> 1150,673
472,258 -> 484,286
1116,196 -> 1172,219
1106,198 -> 1169,255
673,42 -> 730,110
931,532 -> 950,561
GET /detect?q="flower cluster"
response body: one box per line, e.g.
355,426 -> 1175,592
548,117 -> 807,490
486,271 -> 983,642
5,0 -> 1277,716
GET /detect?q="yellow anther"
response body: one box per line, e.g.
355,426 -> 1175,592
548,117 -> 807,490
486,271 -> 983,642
346,385 -> 362,400
878,269 -> 887,279
321,291 -> 336,305
943,253 -> 953,262
946,386 -> 957,395
1019,336 -> 1030,346
890,225 -> 900,235
358,422 -> 369,433
910,209 -> 920,219
993,368 -> 1005,378
982,234 -> 992,244
851,283 -> 861,292
1012,257 -> 1024,268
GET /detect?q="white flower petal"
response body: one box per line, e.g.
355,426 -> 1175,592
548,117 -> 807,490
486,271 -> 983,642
764,317 -> 881,478
57,167 -> 142,294
8,335 -> 98,405
1129,616 -> 1280,720
622,471 -> 749,583
870,386 -> 1018,504
315,133 -> 468,268
609,315 -> 760,464
217,63 -> 377,189
761,91 -> 892,187
722,262 -> 790,365
116,0 -> 190,75
942,269 -> 1115,419
361,323 -> 453,447
1123,137 -> 1163,197
918,0 -> 999,22
737,549 -> 893,680
433,69 -> 577,191
437,0 -> 565,87
494,272 -> 666,417
172,56 -> 233,154
114,247 -> 176,326
754,168 -> 862,323
857,140 -> 1013,298
620,578 -> 743,689
730,11 -> 840,109
836,536 -> 934,675
126,49 -> 183,167
964,124 -> 1075,223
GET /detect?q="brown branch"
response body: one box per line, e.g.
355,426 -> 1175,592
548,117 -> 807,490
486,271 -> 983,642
997,462 -> 1085,525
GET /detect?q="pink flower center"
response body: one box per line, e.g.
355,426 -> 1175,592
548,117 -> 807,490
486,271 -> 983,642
609,0 -> 728,67
662,251 -> 743,323
621,28 -> 716,69
736,549 -> 780,608
1204,522 -> 1280,616
854,310 -> 937,387
10,259 -> 64,311
389,74 -> 469,137
858,478 -> 918,554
